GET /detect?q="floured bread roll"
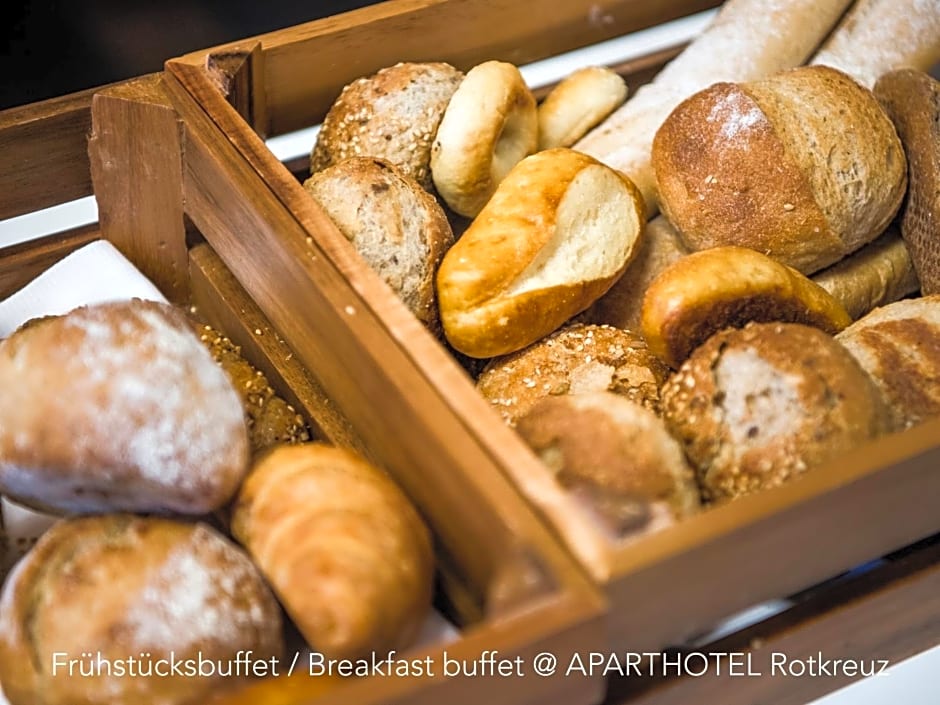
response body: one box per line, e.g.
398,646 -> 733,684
515,392 -> 700,536
477,323 -> 669,426
662,322 -> 889,502
836,295 -> 940,430
0,515 -> 283,705
0,300 -> 249,515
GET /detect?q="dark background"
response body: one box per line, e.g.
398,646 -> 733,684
0,1 -> 382,110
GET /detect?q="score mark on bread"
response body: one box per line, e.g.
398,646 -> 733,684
437,148 -> 646,358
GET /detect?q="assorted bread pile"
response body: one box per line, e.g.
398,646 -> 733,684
301,0 -> 940,539
0,299 -> 435,704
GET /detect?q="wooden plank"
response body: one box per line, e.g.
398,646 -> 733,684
603,539 -> 940,705
188,242 -> 367,453
0,227 -> 99,300
172,0 -> 720,135
88,74 -> 190,303
0,89 -> 97,222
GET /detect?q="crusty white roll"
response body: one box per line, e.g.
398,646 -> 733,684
310,61 -> 463,191
537,67 -> 628,150
0,515 -> 283,705
810,0 -> 940,90
575,0 -> 854,214
653,65 -> 907,274
430,60 -> 537,217
437,148 -> 646,358
0,300 -> 249,516
662,322 -> 889,502
836,295 -> 940,431
231,443 -> 434,661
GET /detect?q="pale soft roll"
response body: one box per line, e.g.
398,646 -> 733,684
537,67 -> 627,150
437,148 -> 646,358
430,60 -> 537,217
575,0 -> 853,214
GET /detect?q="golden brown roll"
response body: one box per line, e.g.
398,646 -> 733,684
437,148 -> 646,357
515,392 -> 700,535
231,443 -> 434,661
0,300 -> 249,516
662,322 -> 889,502
653,65 -> 907,274
0,514 -> 284,705
310,61 -> 464,191
836,295 -> 940,431
477,323 -> 669,426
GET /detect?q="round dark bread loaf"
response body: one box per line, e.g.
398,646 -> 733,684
310,62 -> 464,191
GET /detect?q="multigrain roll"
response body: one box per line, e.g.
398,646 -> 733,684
231,444 -> 434,661
310,62 -> 464,191
662,322 -> 889,502
515,393 -> 700,533
304,157 -> 454,333
477,323 -> 669,426
0,300 -> 249,516
836,295 -> 940,431
0,515 -> 284,705
653,65 -> 907,274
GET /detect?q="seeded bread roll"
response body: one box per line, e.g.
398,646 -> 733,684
653,65 -> 907,274
231,444 -> 434,661
515,393 -> 700,532
477,323 -> 669,426
437,148 -> 646,357
836,295 -> 940,431
0,300 -> 249,516
0,515 -> 284,705
310,62 -> 464,191
662,322 -> 889,502
304,158 -> 454,334
875,69 -> 940,295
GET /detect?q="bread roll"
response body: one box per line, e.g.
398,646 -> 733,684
653,65 -> 907,274
836,295 -> 940,430
304,157 -> 454,333
662,322 -> 889,502
477,323 -> 669,426
0,515 -> 283,705
310,62 -> 463,191
811,226 -> 920,320
231,443 -> 433,661
436,148 -> 646,358
515,393 -> 700,530
810,0 -> 940,90
574,0 -> 853,214
0,300 -> 249,516
641,246 -> 851,368
875,69 -> 940,295
537,66 -> 628,150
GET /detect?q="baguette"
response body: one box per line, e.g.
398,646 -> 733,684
575,0 -> 853,214
437,148 -> 645,358
810,0 -> 940,89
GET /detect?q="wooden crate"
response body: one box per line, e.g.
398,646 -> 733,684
79,1 -> 940,703
0,86 -> 608,705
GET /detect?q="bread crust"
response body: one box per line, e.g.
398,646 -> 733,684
0,300 -> 249,516
875,69 -> 940,295
537,66 -> 628,150
477,323 -> 669,426
653,66 -> 907,274
231,443 -> 434,661
662,322 -> 889,502
0,515 -> 283,705
310,62 -> 463,191
304,157 -> 454,334
836,295 -> 940,430
437,148 -> 646,358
